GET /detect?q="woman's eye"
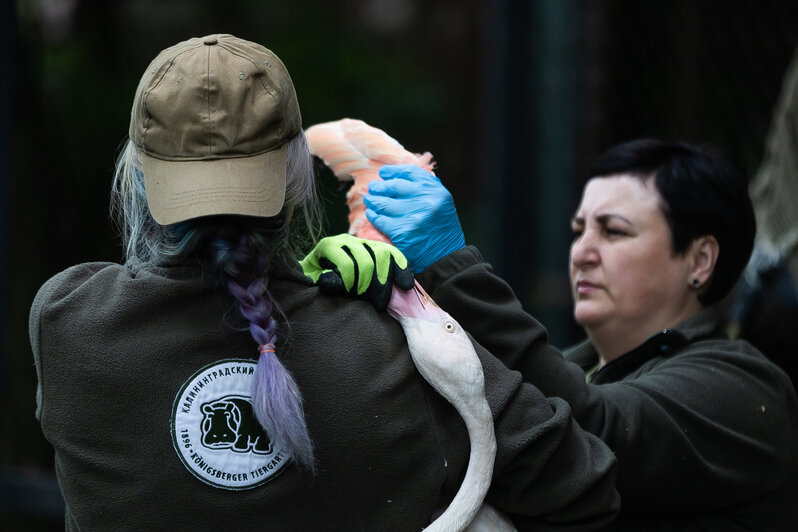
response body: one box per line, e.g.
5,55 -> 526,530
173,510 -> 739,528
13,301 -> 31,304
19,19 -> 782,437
444,321 -> 455,333
571,228 -> 583,239
604,228 -> 627,237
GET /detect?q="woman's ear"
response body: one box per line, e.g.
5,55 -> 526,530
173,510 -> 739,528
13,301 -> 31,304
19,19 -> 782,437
688,235 -> 720,289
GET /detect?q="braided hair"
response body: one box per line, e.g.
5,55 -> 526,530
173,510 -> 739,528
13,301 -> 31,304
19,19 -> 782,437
111,132 -> 322,471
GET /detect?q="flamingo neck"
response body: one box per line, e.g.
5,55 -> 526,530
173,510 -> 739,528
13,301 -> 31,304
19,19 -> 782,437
425,401 -> 496,531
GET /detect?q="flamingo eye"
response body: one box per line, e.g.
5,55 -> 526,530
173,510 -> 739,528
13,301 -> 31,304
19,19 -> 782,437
444,321 -> 455,333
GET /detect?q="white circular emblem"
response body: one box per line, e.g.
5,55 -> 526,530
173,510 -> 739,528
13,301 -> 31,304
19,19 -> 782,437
171,359 -> 290,490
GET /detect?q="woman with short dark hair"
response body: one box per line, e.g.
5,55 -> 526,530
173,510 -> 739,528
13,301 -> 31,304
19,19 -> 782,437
588,139 -> 755,307
310,138 -> 798,530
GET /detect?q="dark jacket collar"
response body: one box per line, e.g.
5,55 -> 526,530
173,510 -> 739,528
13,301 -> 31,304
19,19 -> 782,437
565,306 -> 728,384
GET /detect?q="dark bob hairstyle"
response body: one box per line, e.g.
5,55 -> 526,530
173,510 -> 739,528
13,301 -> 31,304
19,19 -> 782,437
589,139 -> 756,306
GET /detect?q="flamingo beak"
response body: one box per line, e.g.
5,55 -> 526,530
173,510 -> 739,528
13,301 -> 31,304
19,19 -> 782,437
411,280 -> 439,309
387,281 -> 439,321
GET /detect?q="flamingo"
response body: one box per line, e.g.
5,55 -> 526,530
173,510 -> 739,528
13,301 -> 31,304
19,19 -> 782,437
305,119 -> 515,532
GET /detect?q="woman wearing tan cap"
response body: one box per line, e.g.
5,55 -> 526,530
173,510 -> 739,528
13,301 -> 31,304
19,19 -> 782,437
29,34 -> 620,530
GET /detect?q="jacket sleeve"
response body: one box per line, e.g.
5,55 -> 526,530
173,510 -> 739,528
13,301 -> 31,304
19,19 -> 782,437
417,246 -> 798,515
467,339 -> 619,529
29,263 -> 115,421
29,280 -> 47,421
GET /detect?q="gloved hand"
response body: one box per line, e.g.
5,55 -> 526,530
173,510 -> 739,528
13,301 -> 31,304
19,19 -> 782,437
299,233 -> 414,311
364,164 -> 465,273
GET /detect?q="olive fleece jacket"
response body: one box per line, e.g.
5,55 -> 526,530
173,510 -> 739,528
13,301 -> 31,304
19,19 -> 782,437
30,258 -> 619,531
417,246 -> 798,531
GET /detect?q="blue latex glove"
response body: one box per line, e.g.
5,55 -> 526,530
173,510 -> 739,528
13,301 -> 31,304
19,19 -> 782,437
364,164 -> 465,273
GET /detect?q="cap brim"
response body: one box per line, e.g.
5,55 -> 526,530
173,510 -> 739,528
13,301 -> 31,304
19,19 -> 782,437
140,144 -> 287,225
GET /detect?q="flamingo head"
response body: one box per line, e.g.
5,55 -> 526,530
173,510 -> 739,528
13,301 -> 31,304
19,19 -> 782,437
387,281 -> 474,356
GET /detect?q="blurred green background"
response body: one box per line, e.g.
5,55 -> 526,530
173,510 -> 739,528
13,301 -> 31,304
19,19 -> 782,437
4,0 -> 798,527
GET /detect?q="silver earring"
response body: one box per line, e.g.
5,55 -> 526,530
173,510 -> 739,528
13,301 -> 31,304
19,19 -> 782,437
691,279 -> 700,288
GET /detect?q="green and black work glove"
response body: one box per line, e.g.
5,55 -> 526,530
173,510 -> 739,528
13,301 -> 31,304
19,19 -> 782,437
299,234 -> 415,311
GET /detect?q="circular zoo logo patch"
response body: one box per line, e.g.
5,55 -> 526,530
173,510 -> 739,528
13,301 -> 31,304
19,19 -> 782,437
171,359 -> 290,490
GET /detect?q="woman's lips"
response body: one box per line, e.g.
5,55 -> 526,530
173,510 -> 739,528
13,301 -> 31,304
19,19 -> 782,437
575,280 -> 601,295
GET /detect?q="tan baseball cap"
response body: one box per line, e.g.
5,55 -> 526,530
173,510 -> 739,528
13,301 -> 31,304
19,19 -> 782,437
129,34 -> 302,225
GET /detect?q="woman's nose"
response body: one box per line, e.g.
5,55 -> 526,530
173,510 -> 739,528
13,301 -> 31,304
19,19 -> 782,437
571,231 -> 599,268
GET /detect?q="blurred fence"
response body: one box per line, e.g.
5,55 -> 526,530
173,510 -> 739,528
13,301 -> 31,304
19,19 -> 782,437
5,0 -> 798,526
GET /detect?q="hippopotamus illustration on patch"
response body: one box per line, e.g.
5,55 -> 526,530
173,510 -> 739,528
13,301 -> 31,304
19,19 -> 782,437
200,395 -> 273,454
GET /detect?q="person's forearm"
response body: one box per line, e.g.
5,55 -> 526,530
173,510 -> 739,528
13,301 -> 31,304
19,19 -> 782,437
415,247 -> 587,397
466,341 -> 619,528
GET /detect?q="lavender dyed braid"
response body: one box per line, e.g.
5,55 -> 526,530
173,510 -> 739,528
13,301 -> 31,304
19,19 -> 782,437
211,229 -> 315,472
